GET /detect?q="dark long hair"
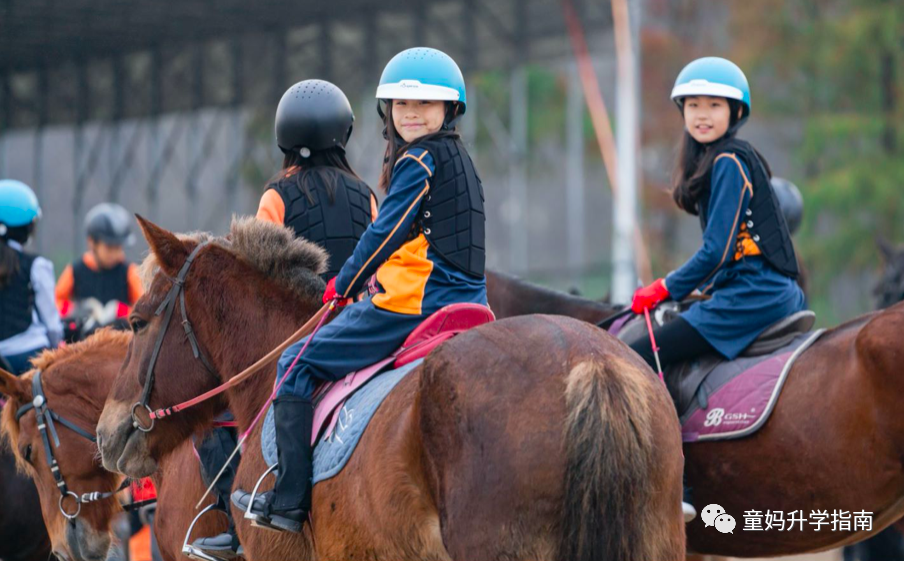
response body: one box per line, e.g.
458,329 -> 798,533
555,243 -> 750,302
378,100 -> 460,193
0,224 -> 34,288
266,147 -> 362,206
671,99 -> 772,215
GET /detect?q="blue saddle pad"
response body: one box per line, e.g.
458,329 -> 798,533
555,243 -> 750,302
261,358 -> 423,485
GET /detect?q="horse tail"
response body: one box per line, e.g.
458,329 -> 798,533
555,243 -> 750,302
557,358 -> 657,561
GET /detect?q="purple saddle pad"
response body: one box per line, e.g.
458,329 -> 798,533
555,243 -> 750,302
678,329 -> 824,442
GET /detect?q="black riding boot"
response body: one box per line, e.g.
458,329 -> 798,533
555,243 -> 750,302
231,396 -> 313,533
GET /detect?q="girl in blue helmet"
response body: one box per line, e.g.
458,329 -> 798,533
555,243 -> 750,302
629,58 -> 806,514
0,180 -> 63,374
232,47 -> 487,533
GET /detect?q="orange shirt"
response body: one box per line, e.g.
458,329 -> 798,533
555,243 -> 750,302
55,252 -> 144,314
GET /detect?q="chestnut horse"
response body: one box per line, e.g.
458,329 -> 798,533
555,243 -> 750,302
0,330 -> 226,561
96,217 -> 685,561
489,275 -> 904,556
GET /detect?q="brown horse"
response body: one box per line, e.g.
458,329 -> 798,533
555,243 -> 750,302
485,269 -> 621,324
0,330 -> 226,561
486,273 -> 904,556
0,446 -> 52,561
96,217 -> 685,561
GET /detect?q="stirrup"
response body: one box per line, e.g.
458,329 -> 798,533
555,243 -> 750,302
244,463 -> 279,528
182,503 -> 232,561
683,501 -> 697,523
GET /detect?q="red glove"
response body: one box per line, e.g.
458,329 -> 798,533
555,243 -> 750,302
322,277 -> 351,307
631,278 -> 670,314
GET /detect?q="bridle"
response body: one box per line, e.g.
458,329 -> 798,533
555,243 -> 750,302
126,239 -> 332,434
130,241 -> 220,432
15,370 -> 133,521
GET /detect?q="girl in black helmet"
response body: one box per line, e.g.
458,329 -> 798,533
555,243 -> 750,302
190,79 -> 375,561
256,79 -> 377,280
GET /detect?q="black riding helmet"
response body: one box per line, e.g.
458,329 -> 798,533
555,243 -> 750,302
275,79 -> 355,157
85,203 -> 135,247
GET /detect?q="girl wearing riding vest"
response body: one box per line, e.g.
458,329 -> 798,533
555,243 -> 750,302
192,80 -> 377,559
0,180 -> 63,375
233,47 -> 487,534
55,202 -> 143,318
256,79 -> 378,281
630,57 -> 804,369
630,59 -> 806,519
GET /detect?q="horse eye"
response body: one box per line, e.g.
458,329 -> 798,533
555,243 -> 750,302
22,444 -> 32,463
130,319 -> 148,333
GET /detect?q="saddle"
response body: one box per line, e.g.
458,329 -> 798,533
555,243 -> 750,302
261,303 -> 495,484
614,304 -> 822,441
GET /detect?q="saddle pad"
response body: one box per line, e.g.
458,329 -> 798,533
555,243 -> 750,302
261,358 -> 423,485
680,329 -> 823,442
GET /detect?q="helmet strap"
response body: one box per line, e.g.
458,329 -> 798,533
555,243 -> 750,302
442,103 -> 463,131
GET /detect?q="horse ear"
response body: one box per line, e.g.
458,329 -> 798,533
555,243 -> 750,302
877,235 -> 896,262
136,214 -> 189,276
0,368 -> 28,402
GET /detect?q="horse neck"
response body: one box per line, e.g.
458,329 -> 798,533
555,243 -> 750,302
214,293 -> 320,432
487,269 -> 620,323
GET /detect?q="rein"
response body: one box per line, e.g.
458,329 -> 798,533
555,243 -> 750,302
15,370 -> 141,520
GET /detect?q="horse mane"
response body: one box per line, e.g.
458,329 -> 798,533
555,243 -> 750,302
1,329 -> 132,471
139,217 -> 327,302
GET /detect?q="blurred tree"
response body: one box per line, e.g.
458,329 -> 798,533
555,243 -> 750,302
731,0 -> 903,323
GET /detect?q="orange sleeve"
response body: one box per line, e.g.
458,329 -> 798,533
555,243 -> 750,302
370,193 -> 379,222
55,265 -> 74,312
127,263 -> 144,305
256,189 -> 286,224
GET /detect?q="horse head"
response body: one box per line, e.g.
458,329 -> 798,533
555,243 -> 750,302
0,331 -> 129,561
874,236 -> 904,310
97,215 -> 325,478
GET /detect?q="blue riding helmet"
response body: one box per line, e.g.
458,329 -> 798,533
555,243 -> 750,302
376,47 -> 467,115
671,57 -> 751,118
0,179 -> 41,229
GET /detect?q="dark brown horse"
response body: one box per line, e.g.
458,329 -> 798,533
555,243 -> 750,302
96,217 -> 685,561
485,269 -> 620,324
0,446 -> 53,561
0,330 -> 225,561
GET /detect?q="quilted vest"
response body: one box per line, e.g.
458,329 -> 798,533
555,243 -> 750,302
72,259 -> 130,304
0,250 -> 36,340
698,138 -> 799,279
408,136 -> 486,278
271,168 -> 374,279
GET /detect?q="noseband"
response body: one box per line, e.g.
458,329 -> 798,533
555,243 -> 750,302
16,370 -> 131,521
131,241 -> 219,432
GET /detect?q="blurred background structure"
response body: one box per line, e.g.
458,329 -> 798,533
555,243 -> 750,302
1,0 -> 902,326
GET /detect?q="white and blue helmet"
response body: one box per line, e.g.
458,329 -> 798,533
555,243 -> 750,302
376,47 -> 467,115
671,57 -> 751,118
0,179 -> 41,234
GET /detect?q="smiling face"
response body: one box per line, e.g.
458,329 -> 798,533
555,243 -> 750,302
391,99 -> 446,143
682,95 -> 732,144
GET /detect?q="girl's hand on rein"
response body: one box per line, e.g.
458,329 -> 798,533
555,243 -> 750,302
323,277 -> 352,307
631,278 -> 670,314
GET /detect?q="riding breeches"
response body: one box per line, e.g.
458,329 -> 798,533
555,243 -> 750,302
275,298 -> 426,401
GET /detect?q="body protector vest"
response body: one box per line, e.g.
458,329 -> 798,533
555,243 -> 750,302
408,136 -> 486,278
72,259 -> 130,305
697,138 -> 799,279
271,167 -> 374,280
0,250 -> 36,340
